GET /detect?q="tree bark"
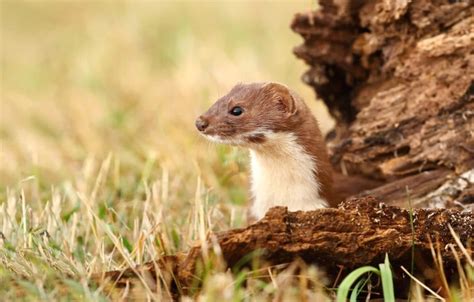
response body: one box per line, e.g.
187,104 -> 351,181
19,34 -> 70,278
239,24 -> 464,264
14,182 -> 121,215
291,0 -> 474,209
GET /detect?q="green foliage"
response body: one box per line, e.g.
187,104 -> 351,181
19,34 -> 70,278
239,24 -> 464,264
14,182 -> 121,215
379,254 -> 395,302
336,266 -> 379,301
336,254 -> 395,302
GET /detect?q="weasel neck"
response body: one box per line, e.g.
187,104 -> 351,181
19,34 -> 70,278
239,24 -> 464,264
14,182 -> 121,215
249,132 -> 328,220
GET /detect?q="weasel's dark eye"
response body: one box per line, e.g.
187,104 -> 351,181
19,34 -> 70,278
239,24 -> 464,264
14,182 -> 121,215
230,106 -> 244,116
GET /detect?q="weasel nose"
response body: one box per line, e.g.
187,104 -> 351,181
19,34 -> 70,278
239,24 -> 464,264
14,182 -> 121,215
195,117 -> 209,132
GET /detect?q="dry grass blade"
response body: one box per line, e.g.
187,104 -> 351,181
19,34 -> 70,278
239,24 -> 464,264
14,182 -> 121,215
78,192 -> 156,299
447,244 -> 470,298
448,224 -> 473,267
427,236 -> 451,300
400,266 -> 445,301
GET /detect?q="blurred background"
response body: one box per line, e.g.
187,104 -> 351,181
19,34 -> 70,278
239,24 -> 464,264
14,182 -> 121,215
1,1 -> 332,203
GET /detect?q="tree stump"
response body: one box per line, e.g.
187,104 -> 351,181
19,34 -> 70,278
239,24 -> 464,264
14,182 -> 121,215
291,0 -> 474,208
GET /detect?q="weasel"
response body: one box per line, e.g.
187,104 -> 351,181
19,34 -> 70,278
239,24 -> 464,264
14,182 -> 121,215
196,82 -> 337,220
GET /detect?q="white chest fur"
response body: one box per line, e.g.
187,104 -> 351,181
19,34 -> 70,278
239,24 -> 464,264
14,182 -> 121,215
249,132 -> 328,220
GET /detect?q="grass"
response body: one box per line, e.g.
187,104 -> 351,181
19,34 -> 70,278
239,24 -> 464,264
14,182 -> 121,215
335,254 -> 395,302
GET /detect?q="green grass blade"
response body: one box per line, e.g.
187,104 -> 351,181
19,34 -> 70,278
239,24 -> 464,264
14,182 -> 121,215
349,277 -> 367,302
379,254 -> 395,302
336,266 -> 380,302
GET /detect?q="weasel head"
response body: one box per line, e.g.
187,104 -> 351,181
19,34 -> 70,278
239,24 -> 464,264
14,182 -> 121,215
195,82 -> 300,147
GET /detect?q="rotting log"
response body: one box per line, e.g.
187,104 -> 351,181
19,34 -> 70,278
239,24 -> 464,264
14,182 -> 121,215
291,0 -> 474,208
100,197 -> 473,298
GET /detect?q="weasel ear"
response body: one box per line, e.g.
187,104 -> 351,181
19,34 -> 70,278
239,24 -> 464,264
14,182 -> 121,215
262,82 -> 297,115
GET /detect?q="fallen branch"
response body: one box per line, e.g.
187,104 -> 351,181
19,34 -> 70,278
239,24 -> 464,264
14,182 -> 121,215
99,197 -> 473,298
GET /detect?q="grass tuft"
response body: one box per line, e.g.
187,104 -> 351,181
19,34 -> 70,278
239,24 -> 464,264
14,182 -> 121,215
336,254 -> 395,302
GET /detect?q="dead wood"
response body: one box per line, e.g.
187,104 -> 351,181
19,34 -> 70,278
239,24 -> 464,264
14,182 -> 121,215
292,0 -> 474,208
99,197 -> 473,298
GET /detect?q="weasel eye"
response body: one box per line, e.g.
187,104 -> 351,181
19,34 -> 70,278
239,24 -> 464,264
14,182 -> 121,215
230,106 -> 244,116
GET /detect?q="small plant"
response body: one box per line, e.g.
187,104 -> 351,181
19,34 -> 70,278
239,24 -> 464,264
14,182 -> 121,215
336,253 -> 395,302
